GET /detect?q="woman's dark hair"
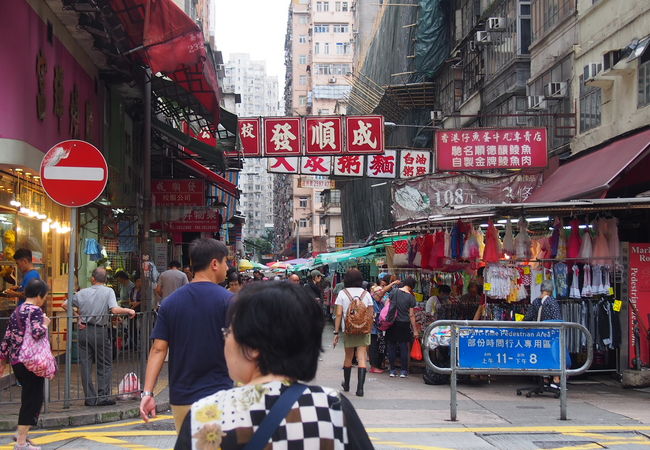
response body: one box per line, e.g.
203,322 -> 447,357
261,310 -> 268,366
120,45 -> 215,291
189,238 -> 228,272
402,276 -> 416,289
25,279 -> 49,298
228,281 -> 323,381
114,270 -> 129,281
228,272 -> 241,284
343,268 -> 364,288
438,284 -> 451,295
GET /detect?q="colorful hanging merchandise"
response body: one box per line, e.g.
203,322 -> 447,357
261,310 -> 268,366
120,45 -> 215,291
549,218 -> 560,258
607,217 -> 620,262
592,264 -> 604,294
556,220 -> 567,261
567,219 -> 582,259
502,220 -> 515,256
592,218 -> 609,265
514,217 -> 532,259
553,262 -> 569,297
393,239 -> 409,267
462,228 -> 482,260
569,264 -> 581,299
482,220 -> 502,263
484,265 -> 525,301
579,226 -> 593,260
581,264 -> 593,297
420,234 -> 434,270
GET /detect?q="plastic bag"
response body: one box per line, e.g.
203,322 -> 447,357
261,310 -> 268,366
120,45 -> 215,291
410,339 -> 423,361
118,372 -> 140,400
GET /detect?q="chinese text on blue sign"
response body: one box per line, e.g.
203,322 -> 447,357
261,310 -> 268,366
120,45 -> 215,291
458,327 -> 561,370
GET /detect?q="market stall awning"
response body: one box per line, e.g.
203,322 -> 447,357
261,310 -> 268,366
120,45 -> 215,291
313,246 -> 382,265
177,158 -> 238,198
153,118 -> 228,169
109,0 -> 221,129
527,128 -> 650,202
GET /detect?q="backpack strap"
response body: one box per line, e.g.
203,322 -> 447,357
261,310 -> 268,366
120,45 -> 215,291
243,383 -> 308,450
342,288 -> 354,302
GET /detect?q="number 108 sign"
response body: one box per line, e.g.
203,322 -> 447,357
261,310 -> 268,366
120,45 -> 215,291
458,327 -> 562,371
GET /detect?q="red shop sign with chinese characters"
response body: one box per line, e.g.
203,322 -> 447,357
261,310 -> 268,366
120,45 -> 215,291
305,116 -> 343,155
436,128 -> 548,171
345,115 -> 384,154
168,208 -> 221,232
238,118 -> 262,156
263,117 -> 302,156
152,179 -> 205,206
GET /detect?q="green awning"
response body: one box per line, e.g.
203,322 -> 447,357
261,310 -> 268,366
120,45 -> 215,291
313,245 -> 383,265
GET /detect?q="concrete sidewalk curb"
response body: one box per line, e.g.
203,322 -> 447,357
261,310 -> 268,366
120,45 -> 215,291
0,388 -> 171,431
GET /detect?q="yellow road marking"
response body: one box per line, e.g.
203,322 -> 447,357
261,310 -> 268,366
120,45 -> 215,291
366,425 -> 650,433
371,440 -> 453,450
548,440 -> 650,450
562,432 -> 648,441
0,414 -> 174,436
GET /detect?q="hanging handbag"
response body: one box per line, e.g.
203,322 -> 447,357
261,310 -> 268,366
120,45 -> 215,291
18,305 -> 57,380
243,383 -> 308,450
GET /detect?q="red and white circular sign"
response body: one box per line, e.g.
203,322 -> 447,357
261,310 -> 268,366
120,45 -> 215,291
40,140 -> 108,207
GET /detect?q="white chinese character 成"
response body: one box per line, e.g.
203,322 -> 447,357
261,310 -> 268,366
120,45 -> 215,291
271,123 -> 297,151
351,120 -> 377,149
311,121 -> 337,150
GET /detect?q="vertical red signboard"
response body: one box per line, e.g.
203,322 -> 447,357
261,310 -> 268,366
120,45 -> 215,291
263,117 -> 302,156
238,118 -> 262,156
305,116 -> 343,155
345,115 -> 384,154
629,244 -> 650,368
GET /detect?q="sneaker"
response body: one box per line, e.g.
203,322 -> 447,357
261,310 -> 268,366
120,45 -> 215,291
14,443 -> 40,450
389,370 -> 397,377
400,370 -> 408,378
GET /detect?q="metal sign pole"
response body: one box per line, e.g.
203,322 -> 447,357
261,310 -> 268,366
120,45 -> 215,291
64,207 -> 77,408
560,327 -> 567,420
450,325 -> 458,422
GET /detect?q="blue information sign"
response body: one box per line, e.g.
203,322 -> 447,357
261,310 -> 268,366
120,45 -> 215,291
458,327 -> 562,370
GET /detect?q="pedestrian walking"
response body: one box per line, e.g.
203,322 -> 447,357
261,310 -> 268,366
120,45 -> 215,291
140,238 -> 233,432
62,268 -> 136,406
4,248 -> 41,307
155,261 -> 189,304
287,273 -> 301,284
385,277 -> 420,378
304,269 -> 324,311
174,281 -> 373,450
369,285 -> 387,373
226,272 -> 242,294
0,279 -> 51,450
182,265 -> 193,282
333,268 -> 374,396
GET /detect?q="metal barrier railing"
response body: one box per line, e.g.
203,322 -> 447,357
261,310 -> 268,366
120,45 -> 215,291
0,311 -> 154,409
423,320 -> 593,421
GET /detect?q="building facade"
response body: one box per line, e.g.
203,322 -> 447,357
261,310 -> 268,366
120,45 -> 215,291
223,53 -> 280,239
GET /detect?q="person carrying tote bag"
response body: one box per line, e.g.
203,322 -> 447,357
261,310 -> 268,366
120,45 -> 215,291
0,279 -> 55,450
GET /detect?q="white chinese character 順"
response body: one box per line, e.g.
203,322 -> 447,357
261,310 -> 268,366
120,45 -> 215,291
311,121 -> 337,150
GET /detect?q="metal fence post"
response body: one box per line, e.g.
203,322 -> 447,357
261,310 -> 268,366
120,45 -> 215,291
560,326 -> 567,420
450,325 -> 458,422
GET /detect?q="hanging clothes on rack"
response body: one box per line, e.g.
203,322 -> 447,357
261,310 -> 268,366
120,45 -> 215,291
515,217 -> 532,259
579,227 -> 593,260
581,264 -> 592,297
592,218 -> 609,265
483,220 -> 502,263
553,262 -> 569,298
567,219 -> 582,259
503,220 -> 515,256
569,264 -> 581,299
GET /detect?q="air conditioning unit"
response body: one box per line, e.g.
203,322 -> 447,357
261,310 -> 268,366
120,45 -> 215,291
527,95 -> 547,110
544,82 -> 567,98
476,31 -> 491,44
515,112 -> 528,126
431,110 -> 443,122
328,77 -> 337,83
487,17 -> 506,31
583,63 -> 602,81
603,49 -> 621,72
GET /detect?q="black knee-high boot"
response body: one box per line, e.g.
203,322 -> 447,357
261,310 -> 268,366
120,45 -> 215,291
341,367 -> 352,392
356,368 -> 367,397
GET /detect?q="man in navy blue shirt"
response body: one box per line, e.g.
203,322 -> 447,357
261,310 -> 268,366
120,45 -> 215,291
139,238 -> 233,432
5,248 -> 40,306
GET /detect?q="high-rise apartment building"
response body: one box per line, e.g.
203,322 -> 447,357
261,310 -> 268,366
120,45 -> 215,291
223,53 -> 281,239
276,0 -> 352,257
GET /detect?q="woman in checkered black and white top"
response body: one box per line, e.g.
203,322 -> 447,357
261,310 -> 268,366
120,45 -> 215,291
175,281 -> 372,450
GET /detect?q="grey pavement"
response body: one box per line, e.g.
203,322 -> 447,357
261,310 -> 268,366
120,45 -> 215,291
1,327 -> 650,448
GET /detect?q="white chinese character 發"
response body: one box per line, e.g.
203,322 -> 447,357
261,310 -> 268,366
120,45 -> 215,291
311,121 -> 337,150
271,123 -> 297,151
351,120 -> 377,149
241,123 -> 255,139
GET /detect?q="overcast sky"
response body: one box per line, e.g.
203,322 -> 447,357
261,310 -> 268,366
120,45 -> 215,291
212,0 -> 287,82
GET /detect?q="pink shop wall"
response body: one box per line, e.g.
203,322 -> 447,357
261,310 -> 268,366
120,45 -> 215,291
0,0 -> 103,154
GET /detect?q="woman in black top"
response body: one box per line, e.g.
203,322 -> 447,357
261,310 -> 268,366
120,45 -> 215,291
385,277 -> 420,378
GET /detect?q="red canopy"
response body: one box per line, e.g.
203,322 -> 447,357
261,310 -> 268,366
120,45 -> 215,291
109,0 -> 220,127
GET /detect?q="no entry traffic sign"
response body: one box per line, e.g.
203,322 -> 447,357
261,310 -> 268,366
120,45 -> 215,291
40,140 -> 108,207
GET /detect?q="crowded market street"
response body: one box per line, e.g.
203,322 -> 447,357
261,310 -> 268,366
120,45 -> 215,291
3,325 -> 650,449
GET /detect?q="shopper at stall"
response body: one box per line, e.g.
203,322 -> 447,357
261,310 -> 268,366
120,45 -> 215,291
62,268 -> 136,406
115,271 -> 134,307
386,276 -> 420,378
426,284 -> 452,318
333,268 -> 374,396
155,261 -> 189,304
174,281 -> 372,449
0,279 -> 50,450
5,248 -> 40,307
140,238 -> 233,432
525,279 -> 562,322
